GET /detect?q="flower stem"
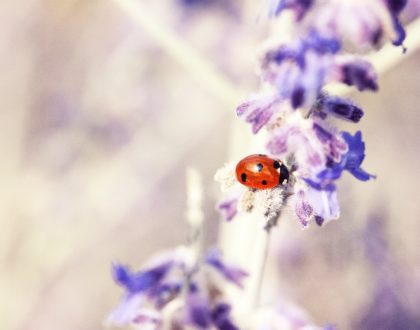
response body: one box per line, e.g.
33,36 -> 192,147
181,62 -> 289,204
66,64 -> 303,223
185,167 -> 204,265
246,191 -> 289,311
248,223 -> 272,311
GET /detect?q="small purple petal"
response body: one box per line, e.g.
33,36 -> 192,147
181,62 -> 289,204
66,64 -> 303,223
341,131 -> 376,181
186,292 -> 212,328
217,198 -> 238,222
269,0 -> 314,21
236,94 -> 279,134
312,123 -> 333,143
306,187 -> 340,222
112,262 -> 172,294
212,303 -> 239,330
351,167 -> 376,181
246,107 -> 274,134
293,190 -> 313,227
390,16 -> 407,49
205,249 -> 248,288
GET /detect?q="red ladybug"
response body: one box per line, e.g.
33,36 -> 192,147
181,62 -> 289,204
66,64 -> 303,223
235,154 -> 289,190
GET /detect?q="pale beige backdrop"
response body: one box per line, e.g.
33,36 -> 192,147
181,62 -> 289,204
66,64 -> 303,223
0,1 -> 419,330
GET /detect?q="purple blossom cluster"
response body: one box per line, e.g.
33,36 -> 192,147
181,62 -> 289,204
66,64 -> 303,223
217,0 -> 407,227
106,248 -> 247,329
107,247 -> 327,329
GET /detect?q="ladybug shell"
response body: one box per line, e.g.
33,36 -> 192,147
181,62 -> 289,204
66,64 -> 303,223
235,154 -> 289,190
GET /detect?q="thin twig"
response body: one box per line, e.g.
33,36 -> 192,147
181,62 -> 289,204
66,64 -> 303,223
112,0 -> 244,107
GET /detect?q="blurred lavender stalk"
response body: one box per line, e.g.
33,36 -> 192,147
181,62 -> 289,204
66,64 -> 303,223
185,167 -> 204,263
113,0 -> 244,107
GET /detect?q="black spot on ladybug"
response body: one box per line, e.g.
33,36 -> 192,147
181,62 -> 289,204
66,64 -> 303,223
241,173 -> 247,182
258,154 -> 267,157
273,161 -> 280,169
279,164 -> 290,185
256,163 -> 263,172
261,180 -> 267,185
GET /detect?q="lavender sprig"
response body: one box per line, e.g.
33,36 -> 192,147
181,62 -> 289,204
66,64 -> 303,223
216,0 -> 407,228
107,248 -> 246,329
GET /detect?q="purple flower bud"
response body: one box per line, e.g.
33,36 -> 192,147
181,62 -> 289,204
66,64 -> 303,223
315,95 -> 364,123
341,60 -> 378,91
236,94 -> 279,134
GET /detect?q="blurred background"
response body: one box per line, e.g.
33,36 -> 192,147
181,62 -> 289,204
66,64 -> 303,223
0,1 -> 419,329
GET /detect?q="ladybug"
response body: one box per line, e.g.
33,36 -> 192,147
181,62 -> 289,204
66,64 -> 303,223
235,154 -> 289,190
